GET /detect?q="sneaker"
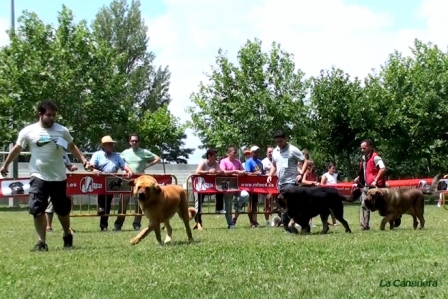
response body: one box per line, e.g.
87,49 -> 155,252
101,227 -> 108,232
46,227 -> 53,232
63,234 -> 73,248
133,224 -> 141,231
217,210 -> 226,214
112,227 -> 121,232
31,241 -> 48,252
265,220 -> 271,227
228,225 -> 236,229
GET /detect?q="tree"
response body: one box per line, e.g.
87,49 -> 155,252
137,105 -> 194,166
0,7 -> 127,151
93,0 -> 189,161
308,67 -> 364,178
187,38 -> 309,155
362,39 -> 448,177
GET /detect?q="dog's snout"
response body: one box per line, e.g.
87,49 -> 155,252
138,192 -> 146,201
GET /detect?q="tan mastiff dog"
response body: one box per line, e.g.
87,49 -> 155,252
364,188 -> 425,230
128,175 -> 196,245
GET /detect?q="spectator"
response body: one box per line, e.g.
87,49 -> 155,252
116,133 -> 160,231
90,136 -> 133,231
220,146 -> 246,229
195,148 -> 222,230
244,146 -> 263,228
321,162 -> 339,226
261,146 -> 275,226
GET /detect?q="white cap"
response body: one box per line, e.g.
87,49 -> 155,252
250,146 -> 260,152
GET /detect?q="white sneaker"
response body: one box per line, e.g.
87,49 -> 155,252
217,210 -> 226,214
265,220 -> 271,227
437,203 -> 441,208
228,225 -> 236,229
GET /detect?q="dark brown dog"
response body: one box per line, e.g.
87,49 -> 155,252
128,175 -> 196,245
364,188 -> 425,230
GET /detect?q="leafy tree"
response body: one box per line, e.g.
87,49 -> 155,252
308,67 -> 364,178
137,105 -> 194,166
187,38 -> 309,154
93,0 -> 189,162
362,39 -> 448,177
0,7 -> 127,151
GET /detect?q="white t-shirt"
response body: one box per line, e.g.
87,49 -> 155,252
262,157 -> 272,175
322,172 -> 338,185
17,122 -> 74,181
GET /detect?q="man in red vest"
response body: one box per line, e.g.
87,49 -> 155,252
354,139 -> 388,230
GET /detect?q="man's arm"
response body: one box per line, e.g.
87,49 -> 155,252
67,143 -> 88,165
142,150 -> 160,170
0,145 -> 23,176
195,161 -> 209,174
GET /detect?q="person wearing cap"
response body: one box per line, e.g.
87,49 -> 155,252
242,149 -> 251,169
90,135 -> 134,231
244,145 -> 264,228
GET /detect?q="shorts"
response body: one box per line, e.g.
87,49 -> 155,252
28,176 -> 71,217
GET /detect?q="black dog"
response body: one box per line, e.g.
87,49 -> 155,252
108,179 -> 123,191
9,182 -> 25,195
278,186 -> 362,235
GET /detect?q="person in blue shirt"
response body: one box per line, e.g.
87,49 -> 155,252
90,135 -> 133,231
244,146 -> 264,228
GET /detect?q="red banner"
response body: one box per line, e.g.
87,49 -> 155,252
190,174 -> 438,196
0,174 -> 173,198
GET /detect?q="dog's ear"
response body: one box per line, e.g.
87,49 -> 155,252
154,184 -> 162,193
128,179 -> 135,187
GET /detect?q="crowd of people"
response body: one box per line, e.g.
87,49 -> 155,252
0,99 -> 389,251
193,132 -> 389,233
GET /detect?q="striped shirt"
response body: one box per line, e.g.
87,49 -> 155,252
272,144 -> 305,187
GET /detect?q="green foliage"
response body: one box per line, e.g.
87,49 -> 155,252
0,3 -> 191,163
188,38 -> 448,178
138,105 -> 193,164
187,39 -> 309,154
93,0 -> 190,162
0,7 -> 127,150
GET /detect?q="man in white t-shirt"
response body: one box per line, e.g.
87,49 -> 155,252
267,131 -> 307,233
0,100 -> 91,251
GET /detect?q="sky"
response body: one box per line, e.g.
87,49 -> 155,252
1,0 -> 448,164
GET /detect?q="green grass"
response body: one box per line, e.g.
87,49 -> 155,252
0,205 -> 446,299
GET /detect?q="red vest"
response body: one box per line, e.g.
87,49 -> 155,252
360,152 -> 385,187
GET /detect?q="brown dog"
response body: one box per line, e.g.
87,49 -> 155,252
364,188 -> 425,230
128,175 -> 196,245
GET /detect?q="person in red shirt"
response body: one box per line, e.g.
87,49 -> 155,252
354,139 -> 388,230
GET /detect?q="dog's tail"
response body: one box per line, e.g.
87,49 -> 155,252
344,188 -> 362,202
188,207 -> 197,220
429,173 -> 442,194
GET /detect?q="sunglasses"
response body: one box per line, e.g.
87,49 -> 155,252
130,140 -> 139,143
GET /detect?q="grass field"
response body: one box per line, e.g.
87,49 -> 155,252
0,205 -> 446,299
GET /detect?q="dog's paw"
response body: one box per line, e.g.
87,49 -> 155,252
130,238 -> 140,245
